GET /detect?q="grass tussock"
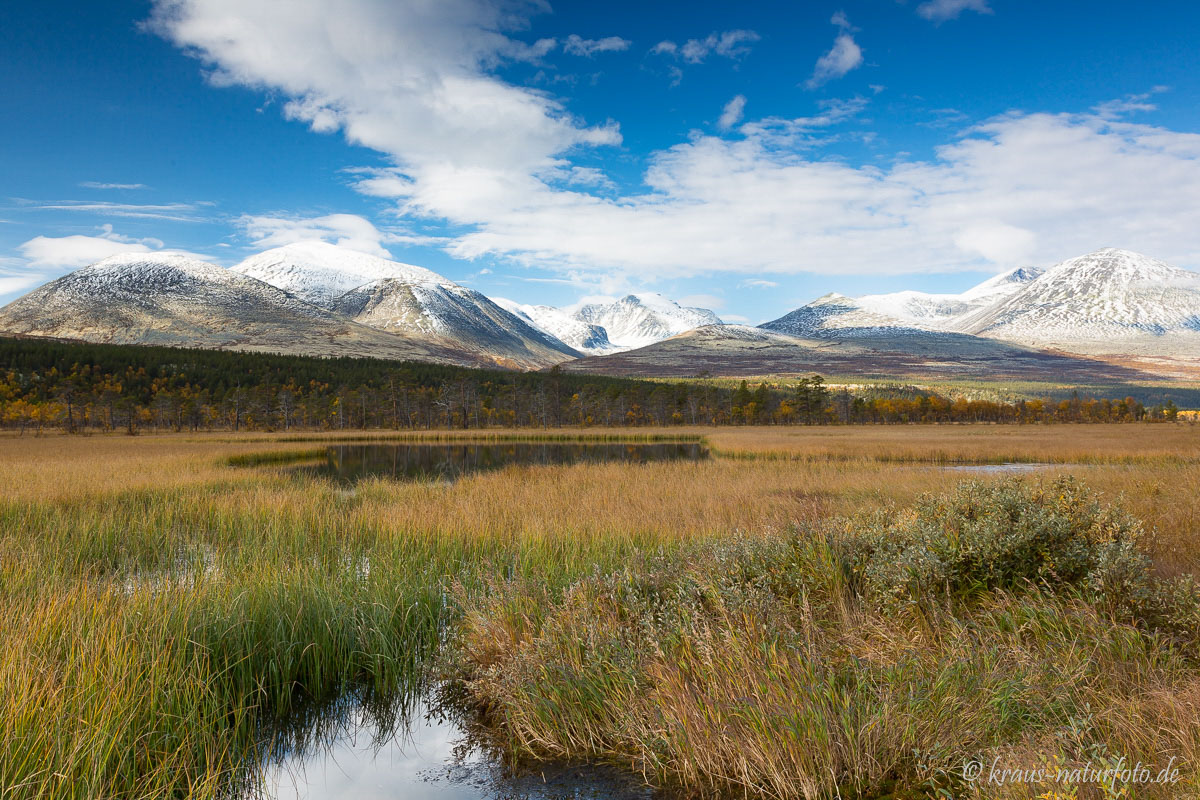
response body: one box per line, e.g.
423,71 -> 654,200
0,427 -> 1197,798
454,478 -> 1200,799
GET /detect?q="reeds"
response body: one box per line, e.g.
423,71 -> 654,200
0,427 -> 1197,798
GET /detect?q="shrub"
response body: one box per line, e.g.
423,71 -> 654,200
836,477 -> 1200,641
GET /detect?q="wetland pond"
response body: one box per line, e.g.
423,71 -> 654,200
290,441 -> 708,483
235,439 -> 696,798
249,689 -> 654,800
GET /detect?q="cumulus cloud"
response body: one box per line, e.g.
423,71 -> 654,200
916,0 -> 993,22
717,95 -> 747,131
562,34 -> 630,57
18,224 -> 163,269
653,30 -> 760,64
19,236 -> 152,269
150,2 -> 1200,283
446,110 -> 1200,278
238,213 -> 403,257
806,14 -> 863,89
148,0 -> 620,178
7,225 -> 221,299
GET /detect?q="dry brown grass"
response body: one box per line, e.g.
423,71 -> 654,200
1,424 -> 1198,798
3,425 -> 1195,567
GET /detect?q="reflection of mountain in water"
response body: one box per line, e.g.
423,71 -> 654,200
296,442 -> 708,484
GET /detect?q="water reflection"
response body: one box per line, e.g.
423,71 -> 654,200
249,688 -> 654,800
941,462 -> 1056,474
295,442 -> 707,484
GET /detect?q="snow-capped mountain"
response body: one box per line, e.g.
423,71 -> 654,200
491,299 -> 615,354
0,252 -> 467,363
957,248 -> 1200,352
4,244 -> 1193,377
232,241 -> 446,306
856,266 -> 1043,327
233,242 -> 578,368
760,292 -> 940,338
573,294 -> 722,350
331,279 -> 580,368
759,250 -> 1200,363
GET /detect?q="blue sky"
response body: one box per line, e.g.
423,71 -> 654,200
2,0 -> 1199,323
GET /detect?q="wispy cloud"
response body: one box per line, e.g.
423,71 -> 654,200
717,95 -> 747,131
652,30 -> 760,65
78,181 -> 149,190
16,200 -> 211,222
238,212 -> 404,258
680,293 -> 725,310
916,0 -> 993,23
562,34 -> 630,57
806,14 -> 863,89
1092,87 -> 1168,120
739,278 -> 779,289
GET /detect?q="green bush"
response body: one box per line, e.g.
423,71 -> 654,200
836,477 -> 1200,641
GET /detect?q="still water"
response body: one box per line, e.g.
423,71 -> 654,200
249,690 -> 654,800
294,441 -> 708,483
941,462 -> 1056,473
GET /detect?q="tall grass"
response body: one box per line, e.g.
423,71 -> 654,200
454,480 -> 1200,799
0,427 -> 1197,798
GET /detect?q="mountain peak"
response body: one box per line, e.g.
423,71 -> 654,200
88,251 -> 225,277
573,293 -> 721,350
1044,248 -> 1182,285
233,240 -> 447,306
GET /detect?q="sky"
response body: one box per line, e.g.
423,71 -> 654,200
2,0 -> 1199,324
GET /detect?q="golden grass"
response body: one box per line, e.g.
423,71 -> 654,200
0,425 -> 1198,798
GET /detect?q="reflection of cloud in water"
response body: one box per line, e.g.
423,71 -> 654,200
255,692 -> 654,800
264,702 -> 464,799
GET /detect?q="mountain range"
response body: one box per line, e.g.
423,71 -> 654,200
0,245 -> 1196,380
565,248 -> 1200,381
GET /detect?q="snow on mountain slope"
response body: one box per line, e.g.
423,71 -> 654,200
855,267 -> 1043,327
959,248 -> 1200,351
573,293 -> 722,350
0,252 -> 469,363
232,241 -> 446,306
234,241 -> 578,367
760,292 -> 943,338
332,280 -> 580,369
492,298 -> 615,354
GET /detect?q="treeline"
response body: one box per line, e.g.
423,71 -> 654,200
0,337 -> 1186,433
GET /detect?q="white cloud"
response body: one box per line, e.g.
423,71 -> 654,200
717,95 -> 746,131
916,0 -> 993,22
446,110 -> 1200,278
679,293 -> 724,310
1092,88 -> 1167,120
78,181 -> 148,190
238,213 -> 400,257
150,3 -> 1200,283
19,236 -> 150,269
653,30 -> 760,65
806,15 -> 863,89
17,224 -> 164,269
25,201 -> 208,222
562,34 -> 630,57
739,279 -> 779,289
148,0 -> 620,179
